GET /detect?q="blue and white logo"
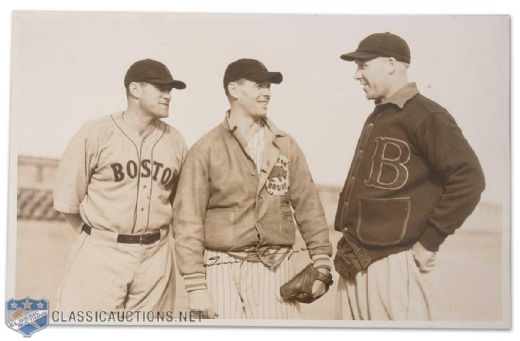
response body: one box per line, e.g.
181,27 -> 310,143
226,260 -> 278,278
6,297 -> 49,336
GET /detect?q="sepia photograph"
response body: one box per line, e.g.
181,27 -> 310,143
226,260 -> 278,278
5,10 -> 510,334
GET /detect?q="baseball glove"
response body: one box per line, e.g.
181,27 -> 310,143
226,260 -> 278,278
280,264 -> 333,304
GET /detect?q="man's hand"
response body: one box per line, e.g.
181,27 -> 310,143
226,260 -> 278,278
412,241 -> 437,273
311,268 -> 330,300
188,289 -> 217,319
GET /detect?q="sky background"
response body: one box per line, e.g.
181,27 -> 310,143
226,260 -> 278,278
10,13 -> 509,204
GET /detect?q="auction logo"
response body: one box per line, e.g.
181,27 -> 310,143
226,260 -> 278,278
6,297 -> 48,336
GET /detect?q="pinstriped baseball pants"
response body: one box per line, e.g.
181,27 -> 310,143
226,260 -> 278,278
205,250 -> 301,319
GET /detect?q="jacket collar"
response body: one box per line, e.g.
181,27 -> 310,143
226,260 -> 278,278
376,82 -> 419,109
221,111 -> 285,195
223,110 -> 286,138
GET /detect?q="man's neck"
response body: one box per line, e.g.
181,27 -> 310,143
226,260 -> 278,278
228,108 -> 264,141
380,78 -> 409,103
123,109 -> 157,137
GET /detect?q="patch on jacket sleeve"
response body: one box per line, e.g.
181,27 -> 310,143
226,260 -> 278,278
266,154 -> 289,195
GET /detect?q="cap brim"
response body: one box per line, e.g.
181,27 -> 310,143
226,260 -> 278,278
171,80 -> 186,90
340,51 -> 379,61
245,71 -> 283,84
150,79 -> 186,90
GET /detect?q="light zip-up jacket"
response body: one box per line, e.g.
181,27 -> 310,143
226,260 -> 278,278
173,115 -> 332,276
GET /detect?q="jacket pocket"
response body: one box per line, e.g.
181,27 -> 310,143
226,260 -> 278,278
204,208 -> 235,228
204,208 -> 236,248
356,197 -> 411,246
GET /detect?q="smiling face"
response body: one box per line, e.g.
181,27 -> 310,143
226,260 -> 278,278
231,79 -> 271,119
354,57 -> 393,101
133,82 -> 173,119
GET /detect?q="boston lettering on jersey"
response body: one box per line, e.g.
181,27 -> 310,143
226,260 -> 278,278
110,159 -> 177,189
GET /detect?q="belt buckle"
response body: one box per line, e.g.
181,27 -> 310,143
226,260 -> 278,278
139,233 -> 152,245
139,232 -> 159,245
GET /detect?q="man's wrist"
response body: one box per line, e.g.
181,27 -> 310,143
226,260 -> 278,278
419,226 -> 447,252
315,270 -> 333,286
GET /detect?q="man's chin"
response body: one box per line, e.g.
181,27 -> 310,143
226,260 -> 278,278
364,92 -> 376,100
255,111 -> 268,118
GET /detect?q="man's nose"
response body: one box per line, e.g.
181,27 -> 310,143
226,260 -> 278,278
354,69 -> 362,80
162,92 -> 172,100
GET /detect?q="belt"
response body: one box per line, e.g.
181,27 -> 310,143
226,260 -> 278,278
81,224 -> 161,245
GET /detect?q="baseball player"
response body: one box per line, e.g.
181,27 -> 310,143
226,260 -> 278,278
173,58 -> 333,319
53,59 -> 187,312
334,32 -> 485,320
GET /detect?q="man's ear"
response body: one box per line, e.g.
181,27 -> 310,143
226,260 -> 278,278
128,82 -> 141,98
387,57 -> 397,75
227,81 -> 240,99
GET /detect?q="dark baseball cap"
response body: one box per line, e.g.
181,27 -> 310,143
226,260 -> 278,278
340,32 -> 411,64
124,59 -> 186,89
223,59 -> 283,90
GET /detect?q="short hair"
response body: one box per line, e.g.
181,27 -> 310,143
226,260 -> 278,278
125,81 -> 148,98
224,78 -> 246,98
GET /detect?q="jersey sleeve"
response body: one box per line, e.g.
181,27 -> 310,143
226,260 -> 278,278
53,126 -> 97,214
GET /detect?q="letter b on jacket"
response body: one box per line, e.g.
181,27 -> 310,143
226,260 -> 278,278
364,137 -> 410,190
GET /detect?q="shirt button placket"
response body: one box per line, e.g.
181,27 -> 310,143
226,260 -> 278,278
140,183 -> 150,214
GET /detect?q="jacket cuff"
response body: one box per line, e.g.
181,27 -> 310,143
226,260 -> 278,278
419,226 -> 448,252
308,245 -> 333,258
311,254 -> 332,271
183,273 -> 207,292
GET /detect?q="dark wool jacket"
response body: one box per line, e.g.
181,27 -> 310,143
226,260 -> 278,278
334,83 -> 485,258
